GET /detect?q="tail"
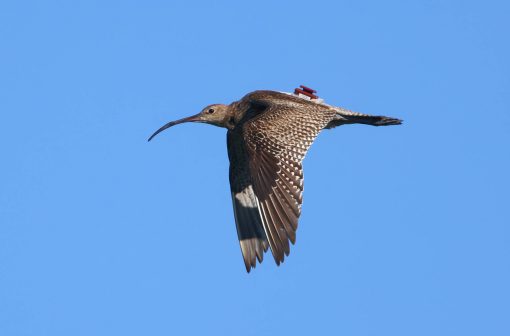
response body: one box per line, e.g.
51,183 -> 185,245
325,107 -> 402,129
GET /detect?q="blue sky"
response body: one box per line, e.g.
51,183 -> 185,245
1,0 -> 509,335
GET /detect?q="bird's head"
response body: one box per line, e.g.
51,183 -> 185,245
148,103 -> 235,141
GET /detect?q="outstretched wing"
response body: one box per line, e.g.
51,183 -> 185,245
227,130 -> 269,272
240,91 -> 336,264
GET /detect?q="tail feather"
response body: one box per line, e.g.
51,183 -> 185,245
325,108 -> 402,129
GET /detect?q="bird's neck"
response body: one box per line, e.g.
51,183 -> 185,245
222,103 -> 239,130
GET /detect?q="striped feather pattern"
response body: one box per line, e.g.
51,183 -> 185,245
239,92 -> 337,264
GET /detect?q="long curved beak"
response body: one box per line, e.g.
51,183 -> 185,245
148,113 -> 202,141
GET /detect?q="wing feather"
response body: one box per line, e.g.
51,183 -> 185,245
239,92 -> 336,264
227,131 -> 269,272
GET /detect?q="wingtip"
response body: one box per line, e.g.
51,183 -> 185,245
244,261 -> 255,273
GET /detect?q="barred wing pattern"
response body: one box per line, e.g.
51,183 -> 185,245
240,92 -> 336,265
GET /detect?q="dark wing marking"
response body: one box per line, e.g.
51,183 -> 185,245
241,92 -> 336,264
227,130 -> 269,272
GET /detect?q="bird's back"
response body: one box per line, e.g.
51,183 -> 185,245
231,90 -> 337,134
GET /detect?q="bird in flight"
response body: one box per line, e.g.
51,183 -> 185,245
148,86 -> 402,272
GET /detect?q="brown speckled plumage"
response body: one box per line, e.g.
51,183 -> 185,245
149,87 -> 402,272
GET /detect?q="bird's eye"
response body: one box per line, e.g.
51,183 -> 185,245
208,108 -> 215,114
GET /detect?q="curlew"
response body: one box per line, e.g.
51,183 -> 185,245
149,86 -> 402,272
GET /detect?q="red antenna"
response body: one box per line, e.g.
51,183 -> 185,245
294,85 -> 319,99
